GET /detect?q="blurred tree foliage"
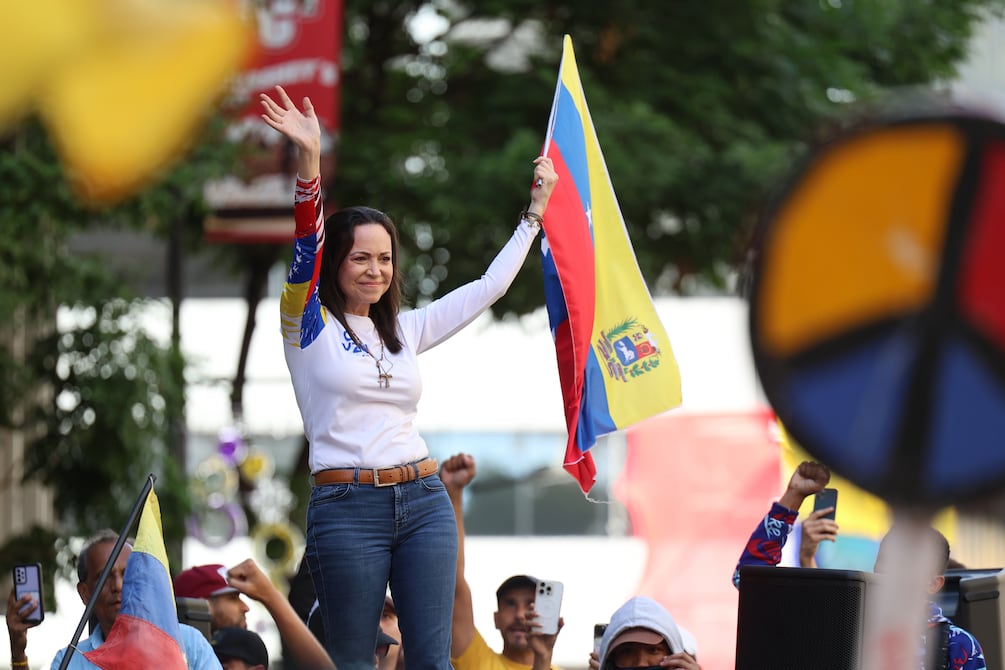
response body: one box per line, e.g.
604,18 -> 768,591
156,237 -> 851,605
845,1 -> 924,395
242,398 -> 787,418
334,0 -> 1003,314
0,117 -> 239,584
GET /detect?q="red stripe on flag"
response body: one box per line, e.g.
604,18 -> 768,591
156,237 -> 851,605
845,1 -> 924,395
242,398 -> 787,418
84,614 -> 186,670
552,319 -> 582,434
542,145 -> 597,467
564,447 -> 597,492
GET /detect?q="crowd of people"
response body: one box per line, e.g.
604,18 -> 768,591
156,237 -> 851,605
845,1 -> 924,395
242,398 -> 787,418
7,453 -> 984,669
3,82 -> 989,670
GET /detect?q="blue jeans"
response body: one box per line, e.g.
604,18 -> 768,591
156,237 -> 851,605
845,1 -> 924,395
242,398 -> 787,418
305,471 -> 457,670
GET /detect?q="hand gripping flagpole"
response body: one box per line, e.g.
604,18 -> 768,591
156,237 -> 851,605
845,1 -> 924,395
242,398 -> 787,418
58,474 -> 157,670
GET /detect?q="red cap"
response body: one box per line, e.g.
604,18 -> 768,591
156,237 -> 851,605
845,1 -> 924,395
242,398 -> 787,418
174,564 -> 238,599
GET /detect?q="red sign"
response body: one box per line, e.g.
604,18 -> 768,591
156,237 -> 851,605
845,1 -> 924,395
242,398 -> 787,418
205,0 -> 343,241
236,0 -> 342,130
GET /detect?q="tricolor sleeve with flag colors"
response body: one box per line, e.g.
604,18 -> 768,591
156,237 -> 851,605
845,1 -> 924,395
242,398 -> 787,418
541,35 -> 682,493
83,489 -> 187,670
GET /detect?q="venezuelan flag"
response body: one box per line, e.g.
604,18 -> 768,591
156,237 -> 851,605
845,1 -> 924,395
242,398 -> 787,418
542,35 -> 682,493
84,488 -> 187,670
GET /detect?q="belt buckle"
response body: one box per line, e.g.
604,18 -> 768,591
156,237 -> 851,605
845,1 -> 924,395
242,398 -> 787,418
373,467 -> 396,487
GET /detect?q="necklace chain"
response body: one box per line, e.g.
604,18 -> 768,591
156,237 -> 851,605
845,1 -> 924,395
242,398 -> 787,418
345,321 -> 393,388
363,338 -> 393,389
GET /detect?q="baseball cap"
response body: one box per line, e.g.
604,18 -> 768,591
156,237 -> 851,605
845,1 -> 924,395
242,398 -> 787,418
608,627 -> 665,651
212,627 -> 269,667
174,564 -> 239,599
377,629 -> 399,648
495,574 -> 536,601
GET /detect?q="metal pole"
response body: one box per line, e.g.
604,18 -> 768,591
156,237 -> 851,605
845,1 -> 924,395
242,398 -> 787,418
57,474 -> 156,670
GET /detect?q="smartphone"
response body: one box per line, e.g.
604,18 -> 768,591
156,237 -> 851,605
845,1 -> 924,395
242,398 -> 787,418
533,579 -> 564,635
593,623 -> 608,655
813,488 -> 838,520
12,563 -> 44,627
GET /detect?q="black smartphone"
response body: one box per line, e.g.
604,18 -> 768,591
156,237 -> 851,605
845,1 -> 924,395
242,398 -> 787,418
12,563 -> 44,627
813,488 -> 838,520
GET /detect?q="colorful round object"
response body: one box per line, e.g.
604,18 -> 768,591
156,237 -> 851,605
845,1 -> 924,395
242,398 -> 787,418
187,502 -> 248,548
190,454 -> 239,507
217,426 -> 246,465
750,105 -> 1005,505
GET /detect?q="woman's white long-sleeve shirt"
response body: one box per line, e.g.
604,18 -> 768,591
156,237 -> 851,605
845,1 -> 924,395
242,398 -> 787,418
280,175 -> 539,473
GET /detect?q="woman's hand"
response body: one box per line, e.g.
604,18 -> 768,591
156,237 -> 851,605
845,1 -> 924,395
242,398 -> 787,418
528,156 -> 558,214
260,84 -> 321,179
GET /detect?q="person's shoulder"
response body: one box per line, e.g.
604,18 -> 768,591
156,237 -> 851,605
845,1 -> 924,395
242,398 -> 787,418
179,622 -> 218,655
179,622 -> 205,636
179,622 -> 212,644
452,629 -> 498,669
49,644 -> 93,670
948,621 -> 985,654
179,623 -> 224,668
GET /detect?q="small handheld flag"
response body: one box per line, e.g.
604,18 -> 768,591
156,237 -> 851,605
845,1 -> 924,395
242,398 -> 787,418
83,484 -> 187,670
541,35 -> 682,493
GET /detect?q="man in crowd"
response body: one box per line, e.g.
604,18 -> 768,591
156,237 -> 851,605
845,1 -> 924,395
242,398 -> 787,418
39,529 -> 221,669
177,559 -> 334,670
175,563 -> 249,632
211,627 -> 269,670
442,452 -> 562,670
594,596 -> 700,670
379,595 -> 405,670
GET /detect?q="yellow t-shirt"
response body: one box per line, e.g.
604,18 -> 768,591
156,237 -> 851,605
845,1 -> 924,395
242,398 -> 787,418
451,630 -> 560,670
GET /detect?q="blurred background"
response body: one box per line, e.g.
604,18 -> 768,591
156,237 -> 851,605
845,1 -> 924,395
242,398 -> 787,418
5,2 -> 1005,668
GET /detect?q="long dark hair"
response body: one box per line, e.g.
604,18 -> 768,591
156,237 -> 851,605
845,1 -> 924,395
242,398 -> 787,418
317,206 -> 403,353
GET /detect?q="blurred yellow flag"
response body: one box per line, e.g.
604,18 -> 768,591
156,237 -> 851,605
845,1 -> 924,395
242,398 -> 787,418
0,0 -> 254,204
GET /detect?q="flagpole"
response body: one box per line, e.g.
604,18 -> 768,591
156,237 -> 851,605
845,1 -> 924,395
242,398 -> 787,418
58,473 -> 157,670
540,35 -> 569,158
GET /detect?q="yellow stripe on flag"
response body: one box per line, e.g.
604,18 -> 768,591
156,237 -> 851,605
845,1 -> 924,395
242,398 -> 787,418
134,489 -> 175,600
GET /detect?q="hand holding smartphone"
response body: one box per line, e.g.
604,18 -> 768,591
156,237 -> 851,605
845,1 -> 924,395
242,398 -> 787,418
533,578 -> 564,635
12,563 -> 44,627
813,487 -> 838,520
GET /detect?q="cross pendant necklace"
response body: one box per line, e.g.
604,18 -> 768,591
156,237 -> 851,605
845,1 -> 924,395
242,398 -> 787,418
367,339 -> 393,389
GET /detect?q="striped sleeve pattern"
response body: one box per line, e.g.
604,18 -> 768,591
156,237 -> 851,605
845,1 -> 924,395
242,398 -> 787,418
280,175 -> 327,349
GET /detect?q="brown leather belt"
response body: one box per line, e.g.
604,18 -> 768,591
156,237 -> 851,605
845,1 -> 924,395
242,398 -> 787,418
313,458 -> 439,487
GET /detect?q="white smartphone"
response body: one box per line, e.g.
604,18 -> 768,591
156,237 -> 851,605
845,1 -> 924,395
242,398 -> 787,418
533,578 -> 564,635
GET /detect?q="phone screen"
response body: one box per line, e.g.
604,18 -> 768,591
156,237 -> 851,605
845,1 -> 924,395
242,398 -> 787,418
12,564 -> 44,626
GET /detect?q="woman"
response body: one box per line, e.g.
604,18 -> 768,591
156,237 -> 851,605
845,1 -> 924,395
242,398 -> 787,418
260,85 -> 557,670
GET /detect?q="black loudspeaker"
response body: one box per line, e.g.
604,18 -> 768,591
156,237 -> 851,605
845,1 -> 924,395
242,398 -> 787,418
939,568 -> 1005,670
736,565 -> 874,670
